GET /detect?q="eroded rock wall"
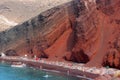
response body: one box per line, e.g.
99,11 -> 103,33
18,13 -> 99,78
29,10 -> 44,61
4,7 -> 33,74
65,0 -> 120,69
0,2 -> 76,58
65,0 -> 101,63
87,0 -> 120,68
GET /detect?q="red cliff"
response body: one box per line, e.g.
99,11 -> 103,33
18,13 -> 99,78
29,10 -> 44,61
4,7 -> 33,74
1,0 -> 120,69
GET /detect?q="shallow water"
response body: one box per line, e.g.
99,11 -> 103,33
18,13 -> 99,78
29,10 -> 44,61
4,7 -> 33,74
0,62 -> 82,80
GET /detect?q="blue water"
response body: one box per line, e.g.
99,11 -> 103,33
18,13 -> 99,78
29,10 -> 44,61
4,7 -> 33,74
0,62 -> 81,80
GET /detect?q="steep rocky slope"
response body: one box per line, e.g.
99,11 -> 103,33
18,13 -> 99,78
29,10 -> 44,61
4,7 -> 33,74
0,1 -> 75,59
0,0 -> 120,69
66,0 -> 120,69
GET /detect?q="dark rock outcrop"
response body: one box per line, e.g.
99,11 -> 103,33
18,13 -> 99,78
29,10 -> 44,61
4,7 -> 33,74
4,49 -> 18,56
69,0 -> 99,63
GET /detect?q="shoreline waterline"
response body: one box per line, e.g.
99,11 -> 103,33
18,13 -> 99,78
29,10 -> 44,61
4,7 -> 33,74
0,62 -> 80,80
0,56 -> 99,79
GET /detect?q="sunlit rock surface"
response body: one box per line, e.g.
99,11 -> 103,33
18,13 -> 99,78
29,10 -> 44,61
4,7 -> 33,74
0,0 -> 71,30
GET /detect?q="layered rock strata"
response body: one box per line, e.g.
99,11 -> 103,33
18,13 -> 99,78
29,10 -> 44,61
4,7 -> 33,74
0,0 -> 120,69
0,2 -> 76,59
65,0 -> 120,69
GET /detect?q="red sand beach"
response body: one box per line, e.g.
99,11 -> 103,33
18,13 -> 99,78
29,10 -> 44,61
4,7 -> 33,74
0,56 -> 99,80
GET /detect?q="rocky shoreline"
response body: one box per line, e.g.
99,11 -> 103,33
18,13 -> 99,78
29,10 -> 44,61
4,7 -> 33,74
0,56 -> 120,80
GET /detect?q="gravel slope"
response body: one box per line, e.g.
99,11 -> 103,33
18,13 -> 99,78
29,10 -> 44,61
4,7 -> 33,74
0,0 -> 71,31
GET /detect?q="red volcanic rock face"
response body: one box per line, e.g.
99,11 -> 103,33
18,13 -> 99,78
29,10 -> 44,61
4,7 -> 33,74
64,0 -> 120,69
1,0 -> 120,69
20,0 -> 120,69
65,0 -> 101,64
97,0 -> 120,68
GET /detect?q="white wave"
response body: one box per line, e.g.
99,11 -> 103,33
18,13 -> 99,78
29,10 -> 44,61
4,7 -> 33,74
0,15 -> 18,26
42,69 -> 60,73
43,75 -> 52,78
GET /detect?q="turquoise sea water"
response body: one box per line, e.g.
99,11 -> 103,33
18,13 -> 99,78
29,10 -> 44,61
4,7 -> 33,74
0,62 -> 81,80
